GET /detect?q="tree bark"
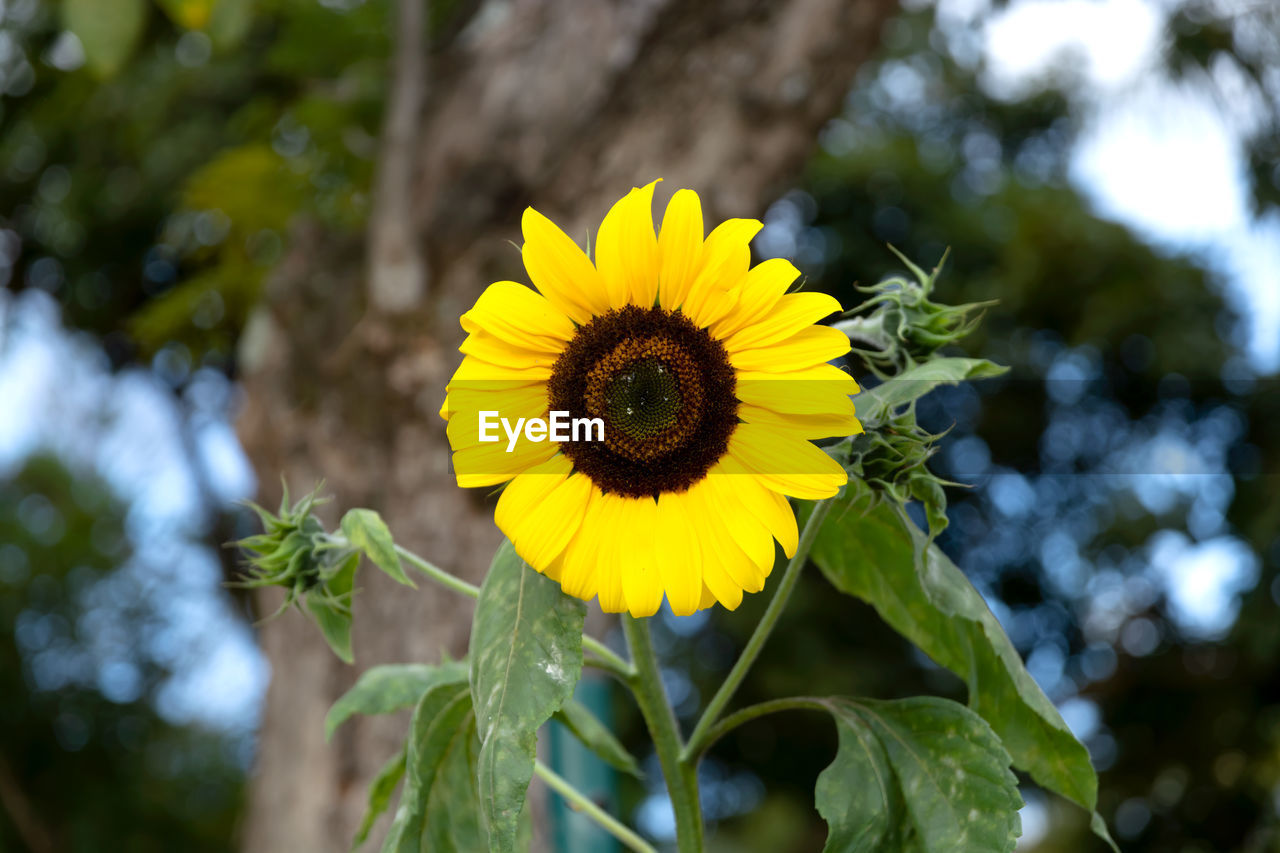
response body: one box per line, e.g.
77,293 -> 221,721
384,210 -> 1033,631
237,1 -> 896,850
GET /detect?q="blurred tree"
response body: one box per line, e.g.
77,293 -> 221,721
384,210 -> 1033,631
0,454 -> 243,852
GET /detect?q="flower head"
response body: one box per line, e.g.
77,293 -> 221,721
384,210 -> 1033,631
441,181 -> 861,616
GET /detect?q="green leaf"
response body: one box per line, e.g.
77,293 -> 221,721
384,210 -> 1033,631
209,0 -> 254,50
353,747 -> 406,850
469,540 -> 585,852
553,699 -> 643,779
63,0 -> 147,78
857,357 -> 1007,424
326,661 -> 469,740
383,682 -> 487,853
341,508 -> 415,588
306,553 -> 358,664
816,697 -> 1022,852
809,484 -> 1117,851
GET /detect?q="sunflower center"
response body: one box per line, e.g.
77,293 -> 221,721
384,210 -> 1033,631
547,305 -> 738,498
604,358 -> 681,440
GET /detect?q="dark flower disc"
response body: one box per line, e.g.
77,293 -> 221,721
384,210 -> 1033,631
547,305 -> 738,498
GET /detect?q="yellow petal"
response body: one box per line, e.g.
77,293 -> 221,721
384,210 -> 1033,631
618,496 -> 664,618
445,384 -> 547,449
682,218 -> 762,326
522,206 -> 610,322
712,465 -> 799,558
496,456 -> 593,570
655,491 -> 703,617
593,494 -> 630,613
711,257 -> 802,339
446,384 -> 555,487
447,355 -> 552,386
459,329 -> 562,373
697,521 -> 745,611
685,479 -> 762,605
596,180 -> 661,309
658,189 -> 704,310
725,422 -> 848,499
701,475 -> 775,587
739,403 -> 864,440
560,487 -> 606,602
729,324 -> 851,373
736,364 -> 859,415
698,583 -> 718,611
724,291 -> 842,352
461,281 -> 575,349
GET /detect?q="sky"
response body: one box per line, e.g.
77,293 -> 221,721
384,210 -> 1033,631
975,0 -> 1280,373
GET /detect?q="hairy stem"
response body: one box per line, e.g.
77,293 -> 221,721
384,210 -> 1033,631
683,498 -> 833,761
689,697 -> 828,760
535,761 -> 657,853
395,543 -> 481,598
623,616 -> 704,853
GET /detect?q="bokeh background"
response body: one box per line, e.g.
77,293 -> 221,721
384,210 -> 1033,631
1,0 -> 1278,850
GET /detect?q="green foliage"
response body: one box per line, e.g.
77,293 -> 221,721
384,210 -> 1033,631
305,552 -> 359,663
852,357 -> 1008,425
808,483 -> 1117,851
815,697 -> 1022,853
0,456 -> 243,851
553,699 -> 644,779
341,508 -> 416,589
63,0 -> 148,78
326,661 -> 470,740
841,249 -> 996,378
383,679 -> 488,853
355,746 -> 407,850
234,486 -> 403,663
155,0 -> 253,46
469,541 -> 586,852
0,0 -> 387,359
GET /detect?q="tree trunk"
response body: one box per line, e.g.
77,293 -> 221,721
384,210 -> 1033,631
236,1 -> 896,850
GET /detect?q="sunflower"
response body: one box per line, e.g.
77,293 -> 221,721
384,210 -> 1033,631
440,181 -> 860,617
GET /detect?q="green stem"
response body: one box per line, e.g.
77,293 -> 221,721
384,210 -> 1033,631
393,542 -> 634,678
689,697 -> 828,760
534,761 -> 657,853
622,616 -> 704,853
394,544 -> 481,598
583,638 -> 636,680
682,498 -> 834,761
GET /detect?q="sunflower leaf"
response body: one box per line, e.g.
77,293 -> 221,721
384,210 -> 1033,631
305,553 -> 358,664
326,660 -> 470,741
553,699 -> 644,779
340,508 -> 416,588
816,696 -> 1022,852
808,484 -> 1117,851
856,357 -> 1007,425
382,682 -> 486,853
469,540 -> 585,852
352,746 -> 406,850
